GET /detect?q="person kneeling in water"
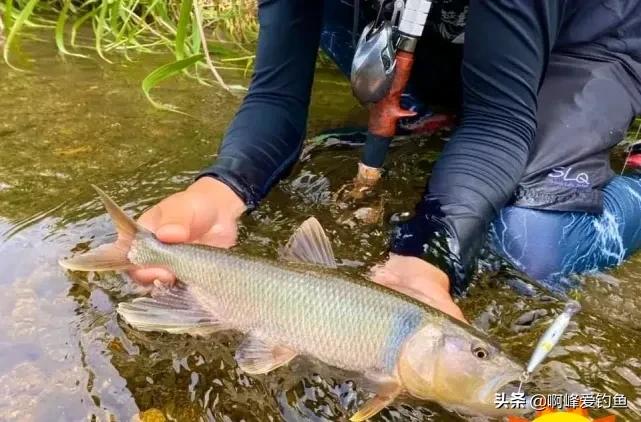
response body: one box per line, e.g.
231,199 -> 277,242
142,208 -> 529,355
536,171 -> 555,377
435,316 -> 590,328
129,0 -> 641,322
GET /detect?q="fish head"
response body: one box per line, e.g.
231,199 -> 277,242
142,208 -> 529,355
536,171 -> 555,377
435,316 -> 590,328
399,320 -> 526,416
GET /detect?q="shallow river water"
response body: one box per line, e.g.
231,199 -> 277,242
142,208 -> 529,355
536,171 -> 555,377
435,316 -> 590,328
1,36 -> 640,422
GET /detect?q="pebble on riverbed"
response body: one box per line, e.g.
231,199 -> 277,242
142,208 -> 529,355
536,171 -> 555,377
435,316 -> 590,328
134,408 -> 166,422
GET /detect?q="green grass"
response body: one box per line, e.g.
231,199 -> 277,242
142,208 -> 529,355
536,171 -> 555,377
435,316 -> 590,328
0,0 -> 258,110
3,0 -> 40,70
141,52 -> 203,112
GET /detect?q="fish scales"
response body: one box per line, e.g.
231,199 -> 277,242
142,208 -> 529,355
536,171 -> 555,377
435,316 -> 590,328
130,233 -> 427,373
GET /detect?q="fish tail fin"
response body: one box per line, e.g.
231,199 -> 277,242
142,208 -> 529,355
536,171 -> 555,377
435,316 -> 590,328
59,185 -> 143,271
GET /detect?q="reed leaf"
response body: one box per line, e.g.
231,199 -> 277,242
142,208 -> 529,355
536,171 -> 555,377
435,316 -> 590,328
142,53 -> 203,112
94,0 -> 111,62
70,8 -> 96,47
2,0 -> 13,39
174,0 -> 191,60
2,0 -> 38,70
55,0 -> 88,57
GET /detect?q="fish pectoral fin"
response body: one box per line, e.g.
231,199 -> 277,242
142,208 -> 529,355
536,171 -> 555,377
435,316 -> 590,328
350,380 -> 401,422
117,281 -> 224,336
278,217 -> 337,268
235,334 -> 297,375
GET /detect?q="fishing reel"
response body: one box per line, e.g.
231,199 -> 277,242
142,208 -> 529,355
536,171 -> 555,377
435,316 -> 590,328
350,0 -> 404,104
350,0 -> 430,105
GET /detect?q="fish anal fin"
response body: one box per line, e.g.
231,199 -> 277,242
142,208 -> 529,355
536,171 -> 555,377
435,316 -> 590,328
279,217 -> 337,268
235,334 -> 297,375
350,377 -> 400,422
117,282 -> 224,336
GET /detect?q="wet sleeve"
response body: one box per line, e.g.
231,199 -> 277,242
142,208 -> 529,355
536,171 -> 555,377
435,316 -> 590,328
198,0 -> 323,209
391,0 -> 565,294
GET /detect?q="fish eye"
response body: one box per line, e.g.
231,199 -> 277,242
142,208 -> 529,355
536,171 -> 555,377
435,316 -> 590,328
472,344 -> 490,360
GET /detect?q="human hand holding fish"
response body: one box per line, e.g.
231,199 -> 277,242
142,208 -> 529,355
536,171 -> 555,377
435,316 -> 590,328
370,255 -> 467,323
129,177 -> 246,285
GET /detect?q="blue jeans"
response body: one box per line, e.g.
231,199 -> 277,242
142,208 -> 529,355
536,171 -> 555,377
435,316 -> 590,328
490,176 -> 641,291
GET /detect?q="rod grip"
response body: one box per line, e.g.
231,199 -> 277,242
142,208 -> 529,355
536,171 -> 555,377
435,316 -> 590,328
367,51 -> 416,138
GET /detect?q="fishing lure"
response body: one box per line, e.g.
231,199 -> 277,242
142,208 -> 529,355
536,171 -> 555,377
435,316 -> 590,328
519,300 -> 581,389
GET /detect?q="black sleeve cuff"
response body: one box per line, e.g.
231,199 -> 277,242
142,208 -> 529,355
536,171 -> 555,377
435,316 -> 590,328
196,162 -> 262,211
389,199 -> 471,296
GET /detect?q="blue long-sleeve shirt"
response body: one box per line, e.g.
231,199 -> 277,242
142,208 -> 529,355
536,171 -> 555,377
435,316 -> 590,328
199,0 -> 641,291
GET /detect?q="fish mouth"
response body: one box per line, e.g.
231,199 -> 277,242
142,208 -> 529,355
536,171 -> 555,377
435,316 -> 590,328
497,380 -> 523,396
480,373 -> 528,404
447,375 -> 532,417
488,378 -> 536,414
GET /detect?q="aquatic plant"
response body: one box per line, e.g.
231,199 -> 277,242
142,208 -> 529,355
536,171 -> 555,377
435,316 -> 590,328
1,0 -> 258,110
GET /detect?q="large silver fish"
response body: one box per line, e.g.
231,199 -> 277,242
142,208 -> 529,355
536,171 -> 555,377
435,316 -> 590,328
60,186 -> 526,420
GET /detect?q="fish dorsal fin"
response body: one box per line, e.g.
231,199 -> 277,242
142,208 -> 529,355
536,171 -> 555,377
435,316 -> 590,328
117,281 -> 225,336
59,185 -> 147,272
92,184 -> 147,242
235,334 -> 297,375
279,217 -> 337,268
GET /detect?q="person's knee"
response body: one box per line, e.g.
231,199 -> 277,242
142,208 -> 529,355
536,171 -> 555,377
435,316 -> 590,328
489,207 -> 566,282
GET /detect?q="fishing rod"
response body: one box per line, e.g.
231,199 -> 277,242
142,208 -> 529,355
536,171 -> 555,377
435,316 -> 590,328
350,0 -> 432,191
